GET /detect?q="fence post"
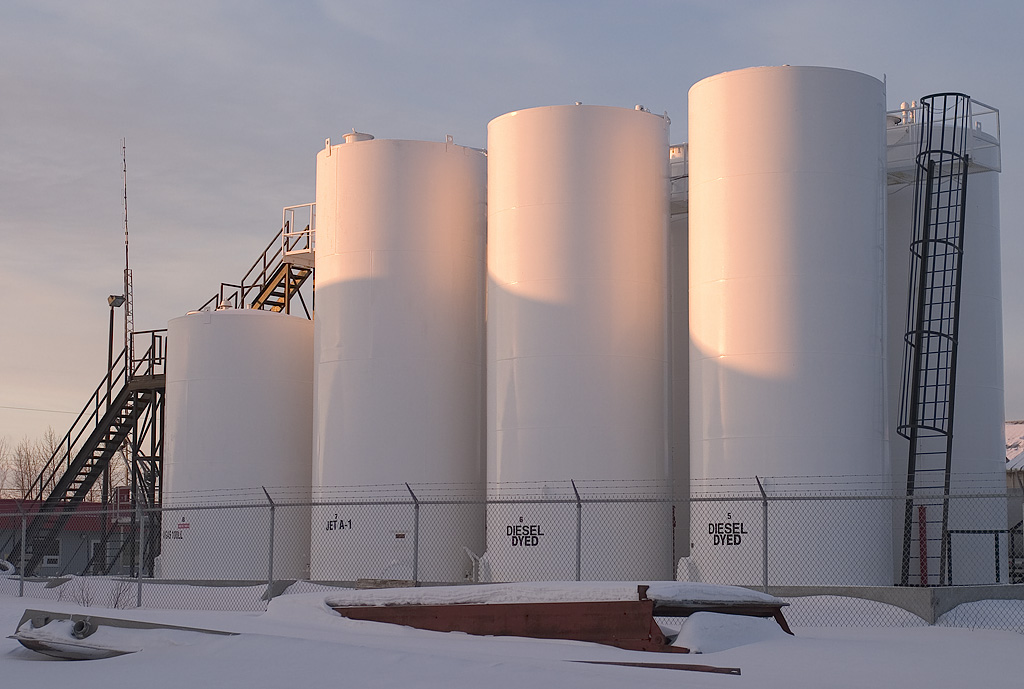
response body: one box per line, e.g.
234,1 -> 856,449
262,487 -> 276,595
16,502 -> 26,597
947,532 -> 954,585
995,532 -> 1001,584
406,483 -> 419,586
136,496 -> 144,608
572,480 -> 582,582
756,476 -> 768,592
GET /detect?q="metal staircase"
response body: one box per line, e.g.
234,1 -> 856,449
85,525 -> 133,576
897,93 -> 972,586
3,331 -> 166,575
3,204 -> 313,576
250,259 -> 313,313
198,203 -> 315,316
83,367 -> 166,577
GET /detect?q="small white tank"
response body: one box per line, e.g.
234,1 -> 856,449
162,309 -> 313,580
486,104 -> 672,581
311,135 -> 487,582
688,66 -> 891,586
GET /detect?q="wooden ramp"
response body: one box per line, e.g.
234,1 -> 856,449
331,584 -> 791,653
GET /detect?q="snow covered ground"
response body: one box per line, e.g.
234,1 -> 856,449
0,579 -> 1021,688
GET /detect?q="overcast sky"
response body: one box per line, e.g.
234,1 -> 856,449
2,0 -> 1023,446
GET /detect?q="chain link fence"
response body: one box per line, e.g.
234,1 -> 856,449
686,491 -> 1021,588
1,488 -> 1021,632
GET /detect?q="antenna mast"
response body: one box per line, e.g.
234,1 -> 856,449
122,140 -> 134,370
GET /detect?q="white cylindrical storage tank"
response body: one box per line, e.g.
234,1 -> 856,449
162,309 -> 313,580
688,66 -> 891,586
887,148 -> 1006,585
486,104 -> 672,582
312,136 -> 486,583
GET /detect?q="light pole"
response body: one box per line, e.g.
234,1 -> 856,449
107,294 -> 125,409
102,294 -> 125,574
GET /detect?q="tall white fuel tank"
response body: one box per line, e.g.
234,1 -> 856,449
886,105 -> 1006,584
486,104 -> 672,581
688,66 -> 891,586
312,134 -> 486,583
161,309 -> 313,580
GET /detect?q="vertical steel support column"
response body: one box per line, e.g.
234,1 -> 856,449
918,505 -> 929,585
756,477 -> 768,592
995,533 -> 1001,584
406,484 -> 420,585
262,487 -> 276,594
136,495 -> 143,607
572,480 -> 582,582
18,504 -> 26,597
102,309 -> 113,572
284,267 -> 291,315
945,531 -> 953,585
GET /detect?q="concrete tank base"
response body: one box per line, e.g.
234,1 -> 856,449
768,584 -> 1024,624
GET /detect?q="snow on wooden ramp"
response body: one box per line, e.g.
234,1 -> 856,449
327,581 -> 791,653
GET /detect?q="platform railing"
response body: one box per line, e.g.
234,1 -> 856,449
282,203 -> 315,256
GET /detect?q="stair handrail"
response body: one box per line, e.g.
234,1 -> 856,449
967,99 -> 1000,171
24,329 -> 167,503
25,346 -> 130,502
283,203 -> 315,256
129,329 -> 167,379
196,227 -> 286,312
195,203 -> 316,313
196,283 -> 244,312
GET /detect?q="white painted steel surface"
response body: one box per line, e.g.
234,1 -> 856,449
688,66 -> 891,585
312,136 -> 486,582
486,104 -> 672,581
162,309 -> 313,580
886,124 -> 1007,585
